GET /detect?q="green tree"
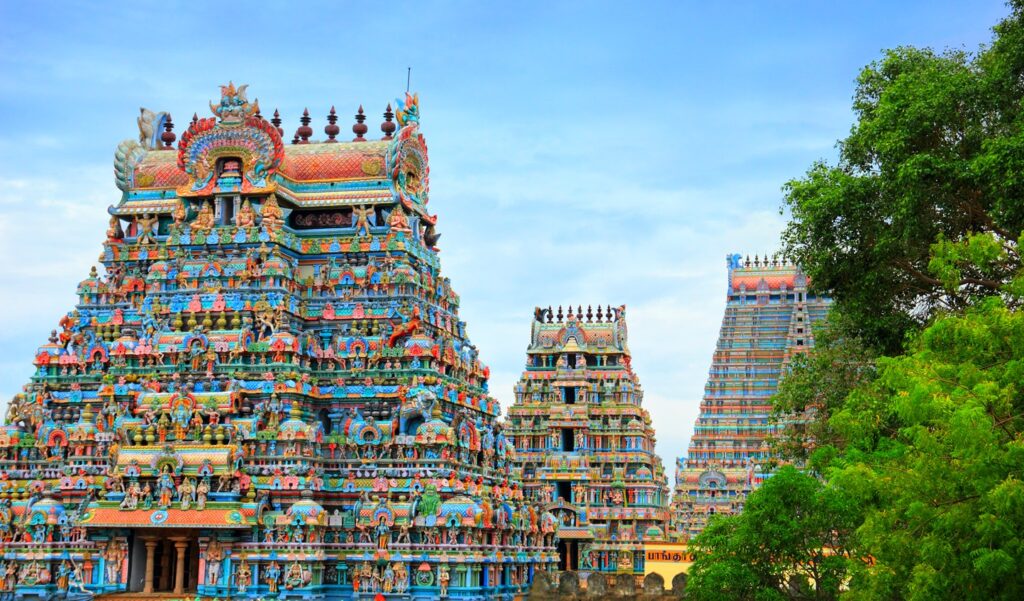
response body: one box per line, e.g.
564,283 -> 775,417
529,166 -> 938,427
687,467 -> 861,601
771,314 -> 877,472
722,4 -> 1024,600
781,2 -> 1024,354
827,299 -> 1024,601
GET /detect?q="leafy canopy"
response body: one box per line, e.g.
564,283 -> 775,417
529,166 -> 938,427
781,1 -> 1024,353
688,4 -> 1024,600
687,466 -> 861,601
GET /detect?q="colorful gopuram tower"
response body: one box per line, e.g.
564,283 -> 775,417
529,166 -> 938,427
0,84 -> 558,600
505,305 -> 670,576
670,254 -> 831,540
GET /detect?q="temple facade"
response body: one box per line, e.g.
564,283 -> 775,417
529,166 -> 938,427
0,84 -> 557,600
505,306 -> 670,576
670,255 -> 831,540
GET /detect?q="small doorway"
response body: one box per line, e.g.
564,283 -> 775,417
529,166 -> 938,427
557,540 -> 579,571
560,428 -> 575,452
556,481 -> 571,502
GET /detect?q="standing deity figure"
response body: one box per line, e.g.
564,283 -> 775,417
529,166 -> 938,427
235,558 -> 252,593
264,561 -> 281,594
375,516 -> 391,550
353,205 -> 374,236
157,466 -> 175,507
56,560 -> 71,590
196,477 -> 210,510
205,538 -> 224,586
103,539 -> 125,585
136,213 -> 159,244
393,562 -> 408,593
172,198 -> 187,226
438,565 -> 450,597
178,477 -> 195,510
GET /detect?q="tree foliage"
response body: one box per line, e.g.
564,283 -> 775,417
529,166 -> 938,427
781,2 -> 1024,354
831,299 -> 1024,600
688,4 -> 1024,600
771,314 -> 877,471
687,467 -> 861,601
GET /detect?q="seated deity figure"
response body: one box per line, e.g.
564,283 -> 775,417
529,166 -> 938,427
191,201 -> 215,232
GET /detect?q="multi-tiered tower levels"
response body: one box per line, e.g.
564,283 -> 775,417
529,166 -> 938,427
671,255 -> 830,540
0,85 -> 557,601
506,306 -> 669,577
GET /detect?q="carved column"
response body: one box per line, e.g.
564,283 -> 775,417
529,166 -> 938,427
173,538 -> 189,594
143,538 -> 158,593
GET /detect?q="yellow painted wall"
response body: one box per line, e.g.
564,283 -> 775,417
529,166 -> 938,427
643,542 -> 692,586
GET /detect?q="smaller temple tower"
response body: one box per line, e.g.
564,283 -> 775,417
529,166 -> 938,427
671,254 -> 831,540
506,305 -> 670,576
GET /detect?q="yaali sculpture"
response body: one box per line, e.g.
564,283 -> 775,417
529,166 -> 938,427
0,84 -> 558,600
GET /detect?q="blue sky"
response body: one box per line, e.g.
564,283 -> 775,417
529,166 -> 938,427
0,0 -> 1009,481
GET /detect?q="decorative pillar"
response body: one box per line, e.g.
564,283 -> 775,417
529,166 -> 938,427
143,538 -> 158,593
173,539 -> 188,594
159,541 -> 171,590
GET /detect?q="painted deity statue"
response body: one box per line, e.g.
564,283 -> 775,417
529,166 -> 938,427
376,516 -> 391,550
106,216 -> 124,241
196,478 -> 210,510
192,201 -> 215,233
388,206 -> 411,233
235,198 -> 256,228
172,198 -> 187,226
393,561 -> 408,594
235,558 -> 251,593
157,466 -> 175,507
438,564 -> 450,597
205,538 -> 224,586
56,561 -> 71,590
136,213 -> 159,244
265,561 -> 281,594
178,477 -> 195,510
260,196 -> 283,233
353,205 -> 374,236
103,539 -> 124,585
284,561 -> 305,590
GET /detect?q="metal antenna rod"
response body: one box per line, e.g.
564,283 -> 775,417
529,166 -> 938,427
406,67 -> 411,93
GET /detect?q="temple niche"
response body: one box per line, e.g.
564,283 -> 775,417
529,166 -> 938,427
670,254 -> 831,540
505,305 -> 670,576
0,84 -> 557,600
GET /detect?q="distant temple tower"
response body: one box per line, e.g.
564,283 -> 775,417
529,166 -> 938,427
506,305 -> 670,575
670,254 -> 831,540
0,85 -> 557,600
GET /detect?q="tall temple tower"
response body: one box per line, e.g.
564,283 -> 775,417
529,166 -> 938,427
506,305 -> 670,576
670,254 -> 831,540
0,85 -> 557,600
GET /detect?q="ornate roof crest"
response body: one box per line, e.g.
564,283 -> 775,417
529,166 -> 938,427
395,92 -> 420,127
210,82 -> 257,125
177,85 -> 284,196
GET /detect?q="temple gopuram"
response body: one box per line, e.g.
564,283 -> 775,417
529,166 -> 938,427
670,254 -> 830,540
505,306 -> 670,576
0,84 -> 558,600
